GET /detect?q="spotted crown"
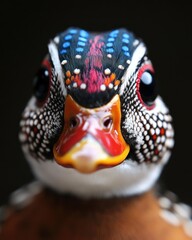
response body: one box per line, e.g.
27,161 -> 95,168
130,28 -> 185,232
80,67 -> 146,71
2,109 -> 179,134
54,27 -> 138,108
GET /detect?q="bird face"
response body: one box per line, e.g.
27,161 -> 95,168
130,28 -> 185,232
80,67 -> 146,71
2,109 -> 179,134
19,28 -> 174,198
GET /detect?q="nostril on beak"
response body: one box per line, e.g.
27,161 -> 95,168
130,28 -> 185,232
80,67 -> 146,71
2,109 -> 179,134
102,116 -> 113,130
69,116 -> 80,129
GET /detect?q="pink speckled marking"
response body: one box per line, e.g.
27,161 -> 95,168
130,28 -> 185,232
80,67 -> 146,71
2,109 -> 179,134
83,36 -> 105,93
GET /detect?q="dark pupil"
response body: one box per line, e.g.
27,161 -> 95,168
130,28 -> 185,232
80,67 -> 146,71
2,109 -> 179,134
140,71 -> 157,105
33,67 -> 50,102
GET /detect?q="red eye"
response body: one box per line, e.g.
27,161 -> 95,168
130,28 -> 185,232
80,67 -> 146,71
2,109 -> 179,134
33,58 -> 52,106
136,64 -> 157,109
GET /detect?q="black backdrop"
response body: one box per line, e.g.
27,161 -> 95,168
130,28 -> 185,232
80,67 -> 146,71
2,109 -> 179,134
0,1 -> 192,205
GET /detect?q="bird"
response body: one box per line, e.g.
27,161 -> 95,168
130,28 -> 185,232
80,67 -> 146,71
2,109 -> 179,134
0,27 -> 192,240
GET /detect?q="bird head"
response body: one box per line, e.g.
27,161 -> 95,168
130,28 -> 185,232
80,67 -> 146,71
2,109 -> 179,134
19,28 -> 174,198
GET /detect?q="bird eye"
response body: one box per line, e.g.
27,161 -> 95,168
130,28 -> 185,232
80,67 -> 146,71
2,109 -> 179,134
33,61 -> 51,105
137,65 -> 157,108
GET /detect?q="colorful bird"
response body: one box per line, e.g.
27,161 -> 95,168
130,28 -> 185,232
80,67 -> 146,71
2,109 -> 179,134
0,27 -> 191,239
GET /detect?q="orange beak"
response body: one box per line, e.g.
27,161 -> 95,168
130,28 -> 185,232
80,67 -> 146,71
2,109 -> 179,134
53,94 -> 130,173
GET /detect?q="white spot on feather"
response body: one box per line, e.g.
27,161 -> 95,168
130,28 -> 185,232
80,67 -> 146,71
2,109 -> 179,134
160,209 -> 181,226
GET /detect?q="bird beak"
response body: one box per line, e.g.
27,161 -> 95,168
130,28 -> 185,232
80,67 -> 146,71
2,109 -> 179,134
53,94 -> 130,173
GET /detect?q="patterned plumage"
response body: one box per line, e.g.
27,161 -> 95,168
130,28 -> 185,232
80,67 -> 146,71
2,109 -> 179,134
0,27 -> 191,239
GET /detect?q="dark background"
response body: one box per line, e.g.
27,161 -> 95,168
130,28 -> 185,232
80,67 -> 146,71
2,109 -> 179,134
0,1 -> 191,205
